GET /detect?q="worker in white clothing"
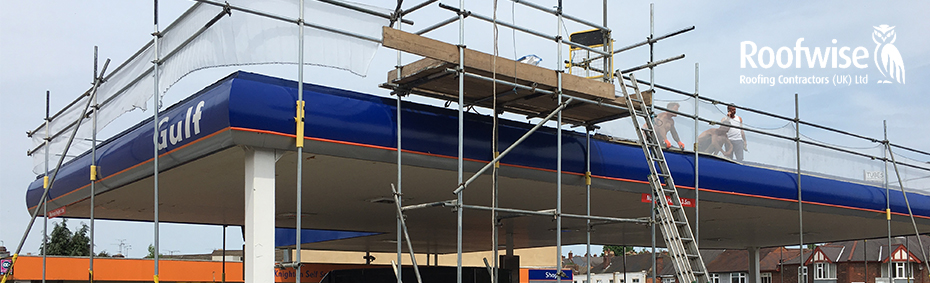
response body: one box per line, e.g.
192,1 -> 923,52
723,105 -> 747,161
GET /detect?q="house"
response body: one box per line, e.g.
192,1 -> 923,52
780,236 -> 929,283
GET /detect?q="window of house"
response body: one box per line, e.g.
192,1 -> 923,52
632,279 -> 640,283
710,274 -> 719,283
761,273 -> 772,283
893,262 -> 913,279
610,280 -> 614,283
814,262 -> 836,279
662,277 -> 675,283
731,273 -> 747,283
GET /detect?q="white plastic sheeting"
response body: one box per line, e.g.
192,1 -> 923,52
599,95 -> 930,195
28,0 -> 389,174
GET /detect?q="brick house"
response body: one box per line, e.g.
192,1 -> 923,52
781,236 -> 929,283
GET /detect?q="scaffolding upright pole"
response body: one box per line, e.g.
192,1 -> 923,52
222,225 -> 227,283
795,93 -> 804,283
395,8 -> 404,283
295,1 -> 306,282
491,1 -> 500,283
90,46 -> 99,283
456,0 -> 465,282
556,2 -> 564,283
884,120 -> 892,283
42,90 -> 49,283
693,63 -> 699,246
649,5 -> 657,282
585,127 -> 592,283
152,1 -> 161,281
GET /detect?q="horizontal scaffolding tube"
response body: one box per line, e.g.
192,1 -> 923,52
402,200 -> 455,211
573,26 -> 694,65
510,0 -> 609,32
402,0 -> 439,16
438,3 -> 610,57
614,26 -> 695,54
616,54 -> 685,75
416,16 -> 459,35
317,0 -> 414,25
453,97 -> 574,195
458,203 -> 651,224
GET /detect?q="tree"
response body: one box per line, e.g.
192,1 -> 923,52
39,219 -> 91,256
603,245 -> 635,256
145,244 -> 164,259
97,250 -> 110,257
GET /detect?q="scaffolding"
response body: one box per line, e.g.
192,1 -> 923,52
8,2 -> 930,283
381,1 -> 704,283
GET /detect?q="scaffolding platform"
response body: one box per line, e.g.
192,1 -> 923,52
381,27 -> 650,125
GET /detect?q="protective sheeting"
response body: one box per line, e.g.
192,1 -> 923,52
28,0 -> 389,174
600,95 -> 930,196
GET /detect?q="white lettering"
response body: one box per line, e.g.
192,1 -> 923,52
794,38 -> 809,68
838,47 -> 852,68
741,41 -> 758,68
185,106 -> 192,138
759,47 -> 775,68
156,100 -> 206,152
744,38 -> 869,69
169,120 -> 183,145
776,47 -> 793,68
157,117 -> 170,151
852,47 -> 869,68
193,101 -> 205,135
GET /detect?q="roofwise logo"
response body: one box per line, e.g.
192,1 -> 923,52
738,24 -> 905,86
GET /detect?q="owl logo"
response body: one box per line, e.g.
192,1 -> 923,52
873,25 -> 905,84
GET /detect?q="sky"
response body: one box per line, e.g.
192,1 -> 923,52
2,0 -> 929,259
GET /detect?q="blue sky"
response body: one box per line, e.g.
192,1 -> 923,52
2,0 -> 928,258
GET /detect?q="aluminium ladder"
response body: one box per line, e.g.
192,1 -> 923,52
619,73 -> 709,283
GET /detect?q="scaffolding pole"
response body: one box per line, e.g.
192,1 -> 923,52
884,121 -> 892,283
795,93 -> 804,283
89,46 -> 100,283
42,91 -> 48,283
456,1 -> 465,282
556,2 -> 564,282
885,139 -> 930,274
693,63 -> 699,247
2,57 -> 109,283
394,4 -> 403,282
391,185 -> 423,283
295,0 -> 305,282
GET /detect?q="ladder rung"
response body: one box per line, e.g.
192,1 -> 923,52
680,237 -> 694,242
687,253 -> 700,258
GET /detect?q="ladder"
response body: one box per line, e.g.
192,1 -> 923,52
619,73 -> 709,283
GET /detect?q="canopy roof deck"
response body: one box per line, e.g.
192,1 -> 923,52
26,72 -> 930,253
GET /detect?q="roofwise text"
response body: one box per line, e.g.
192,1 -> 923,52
741,38 -> 869,69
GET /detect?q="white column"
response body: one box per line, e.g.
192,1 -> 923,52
245,148 -> 277,283
748,247 -> 761,283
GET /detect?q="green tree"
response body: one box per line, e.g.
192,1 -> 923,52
39,219 -> 91,256
603,245 -> 635,256
145,244 -> 164,259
